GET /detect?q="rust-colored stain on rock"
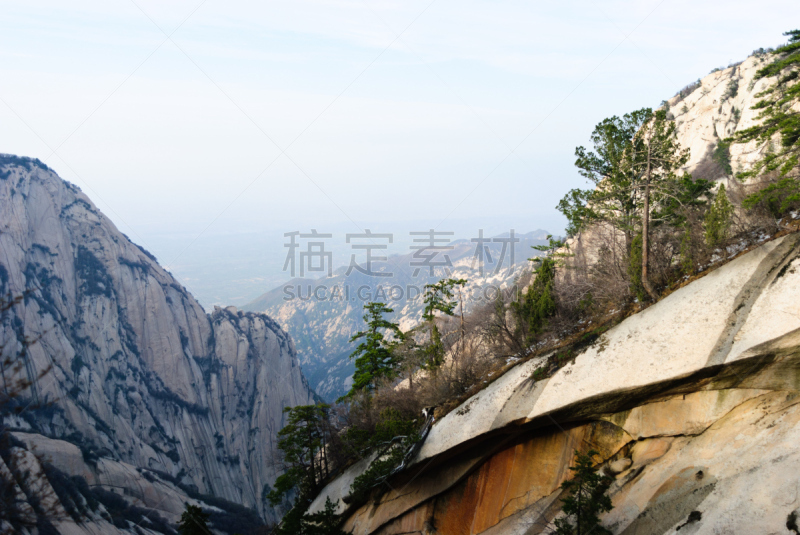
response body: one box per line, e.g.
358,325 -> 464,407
374,421 -> 629,535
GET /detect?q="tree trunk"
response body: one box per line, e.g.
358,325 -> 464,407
642,140 -> 658,301
307,425 -> 317,489
458,286 -> 465,362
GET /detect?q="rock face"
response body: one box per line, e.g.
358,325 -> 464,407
668,52 -> 776,180
0,155 -> 314,530
311,231 -> 800,534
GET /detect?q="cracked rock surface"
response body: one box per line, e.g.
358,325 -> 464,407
312,230 -> 800,533
0,157 -> 314,529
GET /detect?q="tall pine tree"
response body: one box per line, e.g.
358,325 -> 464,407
341,302 -> 403,400
733,30 -> 800,217
420,278 -> 465,369
267,404 -> 332,507
559,108 -> 696,301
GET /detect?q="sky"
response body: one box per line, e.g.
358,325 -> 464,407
1,0 -> 796,306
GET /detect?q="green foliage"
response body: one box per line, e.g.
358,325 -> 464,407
679,225 -> 695,276
557,189 -> 595,236
420,279 -> 466,369
531,235 -> 571,265
422,278 -> 464,320
341,302 -> 403,400
267,404 -> 332,506
348,409 -> 420,504
272,506 -> 305,535
300,497 -> 348,535
559,108 -> 653,239
557,107 -> 694,238
712,139 -> 733,176
371,408 -> 419,446
723,79 -> 739,100
733,30 -> 800,182
559,107 -> 697,301
732,106 -> 742,124
177,504 -> 211,535
553,450 -> 614,535
742,176 -> 800,217
704,183 -> 735,247
511,258 -> 557,346
654,173 -> 713,226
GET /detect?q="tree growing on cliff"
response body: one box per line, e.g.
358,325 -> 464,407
177,504 -> 211,535
340,302 -> 403,401
420,278 -> 465,369
558,109 -> 653,242
704,183 -> 735,247
553,450 -> 613,535
628,110 -> 691,299
511,256 -> 557,347
300,497 -> 348,535
730,30 -> 800,219
733,30 -> 800,184
558,108 -> 697,301
267,404 -> 332,508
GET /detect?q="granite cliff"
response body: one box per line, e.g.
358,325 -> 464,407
306,50 -> 800,535
311,213 -> 800,535
0,155 -> 314,533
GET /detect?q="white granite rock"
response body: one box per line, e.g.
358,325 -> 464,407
0,157 -> 314,524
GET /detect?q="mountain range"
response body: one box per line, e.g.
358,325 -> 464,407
242,230 -> 550,400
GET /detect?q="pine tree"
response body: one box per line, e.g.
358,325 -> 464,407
553,450 -> 614,535
732,30 -> 800,218
340,302 -> 403,400
733,30 -> 800,183
629,109 -> 690,300
177,504 -> 211,535
267,404 -> 332,507
511,258 -> 556,346
559,109 -> 653,242
300,497 -> 348,535
558,108 -> 698,301
420,279 -> 466,369
704,183 -> 735,247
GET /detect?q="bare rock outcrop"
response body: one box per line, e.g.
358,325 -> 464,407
0,155 -> 314,530
312,232 -> 800,534
663,51 -> 784,182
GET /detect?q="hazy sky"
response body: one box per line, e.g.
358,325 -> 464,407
1,1 -> 796,304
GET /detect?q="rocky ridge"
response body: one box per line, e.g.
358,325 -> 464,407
0,155 -> 314,532
670,52 -> 775,178
311,221 -> 800,535
306,52 -> 800,534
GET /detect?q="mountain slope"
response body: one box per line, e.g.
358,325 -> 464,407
671,52 -> 777,179
311,228 -> 800,535
243,231 -> 550,400
306,51 -> 800,534
0,155 -> 314,530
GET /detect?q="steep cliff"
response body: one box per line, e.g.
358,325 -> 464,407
306,50 -> 800,533
669,52 -> 776,179
311,224 -> 800,535
0,155 -> 314,531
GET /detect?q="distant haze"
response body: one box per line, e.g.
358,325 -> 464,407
0,1 -> 795,305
